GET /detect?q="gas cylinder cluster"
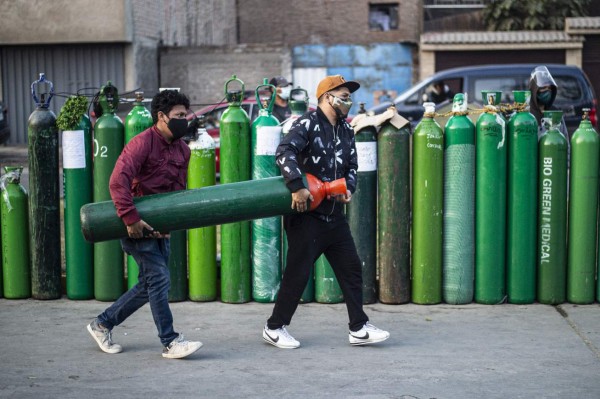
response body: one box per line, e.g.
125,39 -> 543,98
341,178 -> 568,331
2,74 -> 599,306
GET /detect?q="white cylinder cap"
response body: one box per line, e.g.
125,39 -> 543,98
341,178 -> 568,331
423,102 -> 436,114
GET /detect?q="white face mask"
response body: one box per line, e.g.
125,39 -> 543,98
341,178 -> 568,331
279,86 -> 291,100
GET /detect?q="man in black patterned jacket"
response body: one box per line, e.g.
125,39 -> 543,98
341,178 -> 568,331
262,75 -> 390,349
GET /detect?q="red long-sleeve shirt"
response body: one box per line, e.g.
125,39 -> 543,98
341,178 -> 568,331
109,125 -> 191,226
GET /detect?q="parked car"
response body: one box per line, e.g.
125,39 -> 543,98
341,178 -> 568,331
0,101 -> 10,145
369,64 -> 597,135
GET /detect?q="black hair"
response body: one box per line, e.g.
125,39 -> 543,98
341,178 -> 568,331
150,90 -> 190,123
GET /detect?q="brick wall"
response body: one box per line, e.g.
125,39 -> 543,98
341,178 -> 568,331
237,0 -> 421,46
129,0 -> 237,94
160,44 -> 292,105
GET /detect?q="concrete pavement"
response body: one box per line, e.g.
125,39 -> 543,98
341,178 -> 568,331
0,300 -> 598,398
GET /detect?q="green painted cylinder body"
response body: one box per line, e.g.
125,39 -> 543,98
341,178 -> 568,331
347,125 -> 378,304
93,83 -> 125,301
537,111 -> 568,304
507,91 -> 539,304
1,167 -> 31,298
251,82 -> 282,303
475,91 -> 507,304
167,229 -> 187,302
412,105 -> 443,304
443,95 -> 475,304
315,254 -> 343,303
28,106 -> 62,299
377,119 -> 411,304
63,115 -> 94,299
219,76 -> 251,303
187,127 -> 217,301
567,116 -> 599,304
124,96 -> 153,290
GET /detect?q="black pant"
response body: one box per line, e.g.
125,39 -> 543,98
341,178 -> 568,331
267,213 -> 368,332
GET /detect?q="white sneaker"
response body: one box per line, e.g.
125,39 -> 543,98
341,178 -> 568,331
349,322 -> 390,346
162,334 -> 203,359
87,319 -> 123,354
263,325 -> 300,349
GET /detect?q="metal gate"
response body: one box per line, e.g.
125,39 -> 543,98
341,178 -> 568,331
0,44 -> 125,144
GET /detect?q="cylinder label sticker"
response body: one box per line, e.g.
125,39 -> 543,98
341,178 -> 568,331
356,142 -> 377,172
62,130 -> 86,169
256,126 -> 282,156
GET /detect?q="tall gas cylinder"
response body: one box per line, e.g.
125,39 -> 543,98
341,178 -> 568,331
507,91 -> 539,304
443,93 -> 475,304
348,105 -> 378,304
475,90 -> 507,304
537,111 -> 568,304
187,118 -> 217,301
315,254 -> 343,303
93,81 -> 125,301
1,167 -> 31,298
251,79 -> 282,303
219,75 -> 251,303
412,102 -> 443,304
282,87 -> 314,303
567,110 -> 599,304
167,229 -> 187,302
124,92 -> 153,290
282,87 -> 309,134
60,99 -> 94,299
28,73 -> 61,299
377,107 -> 411,304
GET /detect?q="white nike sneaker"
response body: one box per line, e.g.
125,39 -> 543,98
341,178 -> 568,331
263,325 -> 300,349
349,322 -> 390,346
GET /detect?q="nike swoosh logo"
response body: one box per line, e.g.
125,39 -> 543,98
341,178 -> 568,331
265,331 -> 279,343
351,331 -> 369,340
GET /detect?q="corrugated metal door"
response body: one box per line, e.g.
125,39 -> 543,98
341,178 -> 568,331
1,44 -> 125,144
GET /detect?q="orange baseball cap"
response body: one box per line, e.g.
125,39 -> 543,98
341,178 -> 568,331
316,75 -> 360,100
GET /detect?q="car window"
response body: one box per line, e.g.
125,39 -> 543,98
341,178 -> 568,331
203,106 -> 228,129
554,76 -> 582,102
404,90 -> 422,105
472,77 -> 525,103
246,104 -> 259,121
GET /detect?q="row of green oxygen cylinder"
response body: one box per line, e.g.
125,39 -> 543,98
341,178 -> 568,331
407,90 -> 600,305
0,81 -> 189,301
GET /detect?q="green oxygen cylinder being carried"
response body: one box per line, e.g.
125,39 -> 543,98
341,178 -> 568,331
475,91 -> 507,304
282,87 -> 314,303
377,107 -> 411,304
537,111 -> 568,304
93,81 -> 125,301
219,75 -> 251,303
507,91 -> 539,304
251,79 -> 282,303
28,73 -> 61,299
348,104 -> 378,304
443,93 -> 475,304
58,95 -> 94,300
567,110 -> 599,304
188,117 -> 217,301
1,167 -> 31,299
412,102 -> 443,304
124,92 -> 153,290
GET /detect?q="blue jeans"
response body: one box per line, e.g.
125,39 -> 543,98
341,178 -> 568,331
97,237 -> 178,347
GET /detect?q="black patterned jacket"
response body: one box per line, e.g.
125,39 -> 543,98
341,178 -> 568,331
275,107 -> 358,222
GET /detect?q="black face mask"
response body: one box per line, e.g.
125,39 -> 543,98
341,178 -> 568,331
166,117 -> 188,141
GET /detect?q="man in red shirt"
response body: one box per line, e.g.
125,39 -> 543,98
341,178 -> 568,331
87,89 -> 202,359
